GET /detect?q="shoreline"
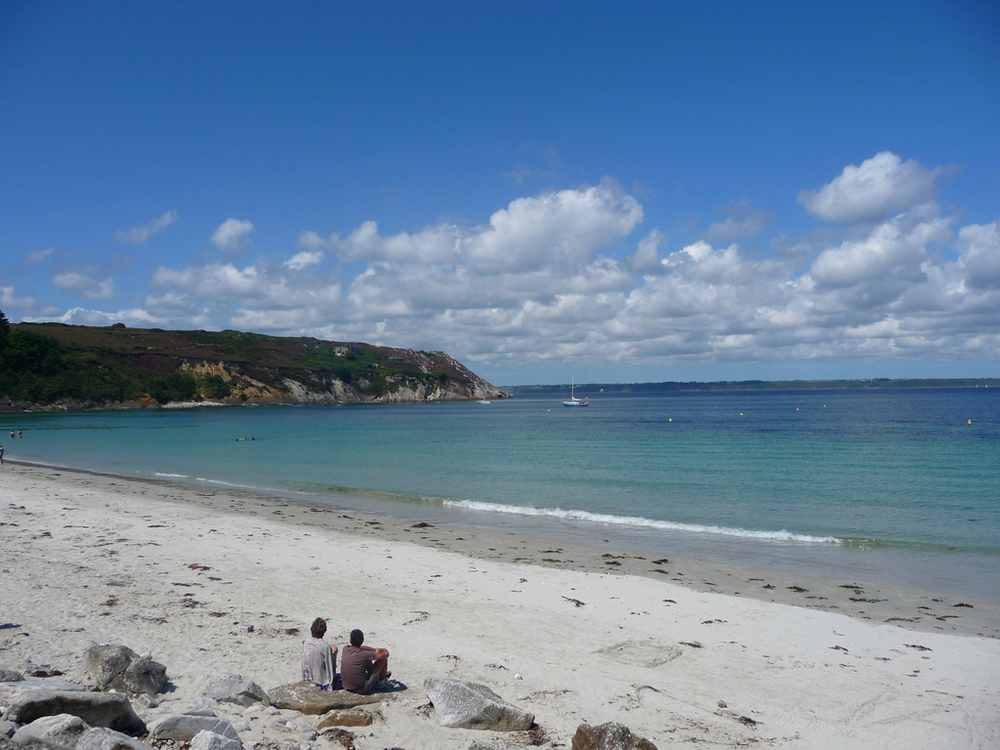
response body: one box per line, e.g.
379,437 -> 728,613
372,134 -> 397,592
3,461 -> 999,748
7,459 -> 1000,640
4,390 -> 997,610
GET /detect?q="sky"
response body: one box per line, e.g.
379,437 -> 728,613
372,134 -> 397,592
1,1 -> 999,386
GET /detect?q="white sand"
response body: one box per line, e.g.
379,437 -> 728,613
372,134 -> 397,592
1,463 -> 998,749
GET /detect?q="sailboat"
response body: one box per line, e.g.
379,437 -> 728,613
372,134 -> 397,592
563,377 -> 589,407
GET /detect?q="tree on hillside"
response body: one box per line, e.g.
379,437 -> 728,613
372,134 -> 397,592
0,309 -> 9,353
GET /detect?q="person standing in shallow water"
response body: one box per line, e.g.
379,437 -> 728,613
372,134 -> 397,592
301,617 -> 338,690
0,444 -> 4,465
340,628 -> 391,694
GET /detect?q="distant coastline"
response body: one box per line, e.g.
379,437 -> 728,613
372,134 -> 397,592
505,377 -> 1000,396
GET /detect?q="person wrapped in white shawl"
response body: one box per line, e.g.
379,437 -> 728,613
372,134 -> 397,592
301,617 -> 338,689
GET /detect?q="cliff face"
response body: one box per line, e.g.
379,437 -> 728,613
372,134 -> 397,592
265,351 -> 506,405
0,323 -> 507,411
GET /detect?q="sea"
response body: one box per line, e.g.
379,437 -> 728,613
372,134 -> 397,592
3,387 -> 998,599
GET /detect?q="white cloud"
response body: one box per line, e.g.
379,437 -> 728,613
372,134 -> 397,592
337,178 -> 643,274
25,247 -> 55,264
153,263 -> 266,300
211,218 -> 255,251
1,285 -> 39,310
53,271 -> 116,300
115,210 -> 178,245
957,222 -> 1000,291
627,230 -> 667,274
808,213 -> 949,292
23,166 -> 1000,373
284,251 -> 324,271
149,261 -> 342,330
798,152 -> 944,224
48,307 -> 166,327
338,220 -> 460,265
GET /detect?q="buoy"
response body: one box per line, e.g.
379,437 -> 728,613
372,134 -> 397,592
668,418 -> 672,422
740,413 -> 743,416
968,419 -> 973,424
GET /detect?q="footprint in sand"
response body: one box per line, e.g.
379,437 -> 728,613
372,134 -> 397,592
595,639 -> 683,668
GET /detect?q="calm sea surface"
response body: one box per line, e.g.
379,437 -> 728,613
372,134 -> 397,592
3,388 -> 998,597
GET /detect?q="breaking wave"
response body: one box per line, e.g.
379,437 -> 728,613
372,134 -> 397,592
442,499 -> 841,544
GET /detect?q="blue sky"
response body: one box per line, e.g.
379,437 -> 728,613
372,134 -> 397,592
2,1 -> 998,385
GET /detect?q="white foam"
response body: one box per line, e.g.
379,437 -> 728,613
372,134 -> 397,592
193,477 -> 264,490
443,499 -> 840,544
190,476 -> 315,497
153,472 -> 188,478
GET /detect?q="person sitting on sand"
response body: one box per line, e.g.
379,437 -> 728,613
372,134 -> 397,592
340,628 -> 391,694
301,617 -> 338,690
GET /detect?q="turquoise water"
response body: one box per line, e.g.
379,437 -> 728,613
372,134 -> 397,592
3,388 -> 998,596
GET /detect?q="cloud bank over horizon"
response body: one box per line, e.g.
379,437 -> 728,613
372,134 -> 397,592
4,153 -> 999,381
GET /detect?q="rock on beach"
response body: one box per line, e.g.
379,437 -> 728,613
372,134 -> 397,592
83,645 -> 167,697
10,714 -> 91,750
2,691 -> 145,736
572,722 -> 658,750
422,677 -> 534,731
204,676 -> 269,708
266,681 -> 382,715
145,714 -> 240,743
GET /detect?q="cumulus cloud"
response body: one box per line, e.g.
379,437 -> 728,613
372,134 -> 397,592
284,251 -> 324,271
153,263 -> 268,301
211,218 -> 255,251
48,307 -> 166,327
957,222 -> 1000,291
53,271 -> 115,300
798,152 -> 945,224
338,178 -> 643,275
149,261 -> 342,331
115,211 -> 178,245
22,165 -> 1000,372
808,213 -> 950,292
627,230 -> 667,274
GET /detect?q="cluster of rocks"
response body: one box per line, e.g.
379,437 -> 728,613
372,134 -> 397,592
2,645 -> 656,750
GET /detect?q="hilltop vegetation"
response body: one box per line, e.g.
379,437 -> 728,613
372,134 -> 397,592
0,314 -> 504,411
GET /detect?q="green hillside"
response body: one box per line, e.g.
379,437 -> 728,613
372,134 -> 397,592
0,313 -> 503,409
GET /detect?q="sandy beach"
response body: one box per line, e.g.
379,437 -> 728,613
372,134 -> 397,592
2,461 -> 999,749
